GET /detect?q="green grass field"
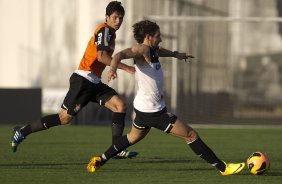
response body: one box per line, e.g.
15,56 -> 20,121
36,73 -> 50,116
1,124 -> 282,184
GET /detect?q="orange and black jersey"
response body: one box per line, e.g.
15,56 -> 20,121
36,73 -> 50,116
78,23 -> 116,78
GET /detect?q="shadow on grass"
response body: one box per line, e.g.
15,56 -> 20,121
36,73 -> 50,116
254,171 -> 282,177
133,157 -> 199,164
1,160 -> 282,177
0,162 -> 85,167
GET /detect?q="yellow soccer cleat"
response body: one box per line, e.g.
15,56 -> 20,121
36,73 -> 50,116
220,162 -> 245,176
87,156 -> 103,173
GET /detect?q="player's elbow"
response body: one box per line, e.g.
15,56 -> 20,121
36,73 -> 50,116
113,52 -> 124,61
97,50 -> 111,64
97,51 -> 104,62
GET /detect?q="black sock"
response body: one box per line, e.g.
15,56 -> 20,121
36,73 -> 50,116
111,112 -> 125,145
20,114 -> 61,137
40,114 -> 61,129
112,124 -> 124,145
102,135 -> 131,160
19,125 -> 32,137
188,138 -> 226,172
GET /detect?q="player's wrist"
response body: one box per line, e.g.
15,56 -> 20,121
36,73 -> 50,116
172,51 -> 179,57
110,66 -> 117,73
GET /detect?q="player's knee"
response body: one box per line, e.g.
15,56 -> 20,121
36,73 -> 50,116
186,129 -> 199,143
114,100 -> 127,112
58,112 -> 73,125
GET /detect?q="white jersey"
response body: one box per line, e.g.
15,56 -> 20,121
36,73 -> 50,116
133,49 -> 166,112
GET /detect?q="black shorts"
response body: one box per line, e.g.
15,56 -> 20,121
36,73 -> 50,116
133,107 -> 177,133
62,73 -> 118,115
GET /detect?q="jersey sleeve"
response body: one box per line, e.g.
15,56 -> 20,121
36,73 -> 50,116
95,27 -> 112,52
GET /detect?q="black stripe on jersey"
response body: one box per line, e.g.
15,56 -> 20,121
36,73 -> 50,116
133,48 -> 160,64
150,48 -> 159,63
95,27 -> 113,51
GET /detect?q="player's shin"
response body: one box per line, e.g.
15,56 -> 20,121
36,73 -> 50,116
20,114 -> 62,137
188,137 -> 226,172
111,112 -> 126,144
102,135 -> 131,161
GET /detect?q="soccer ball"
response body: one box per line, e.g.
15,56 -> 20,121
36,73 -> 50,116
247,152 -> 270,175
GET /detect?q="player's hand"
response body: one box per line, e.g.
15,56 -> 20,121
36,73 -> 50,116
108,68 -> 118,82
175,52 -> 194,62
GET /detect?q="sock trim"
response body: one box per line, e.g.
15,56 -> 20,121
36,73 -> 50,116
187,137 -> 199,144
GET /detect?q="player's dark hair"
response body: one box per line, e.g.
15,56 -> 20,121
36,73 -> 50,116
132,20 -> 160,44
106,1 -> 125,16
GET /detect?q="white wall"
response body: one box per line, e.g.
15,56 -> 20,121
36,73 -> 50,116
0,0 -> 128,88
0,0 -> 41,87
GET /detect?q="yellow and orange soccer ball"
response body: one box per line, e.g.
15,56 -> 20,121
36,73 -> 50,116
247,152 -> 270,175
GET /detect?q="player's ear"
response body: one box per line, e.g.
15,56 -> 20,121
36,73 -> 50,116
144,34 -> 151,41
105,15 -> 110,22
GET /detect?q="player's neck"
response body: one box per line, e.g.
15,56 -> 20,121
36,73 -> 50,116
142,42 -> 155,51
105,22 -> 117,32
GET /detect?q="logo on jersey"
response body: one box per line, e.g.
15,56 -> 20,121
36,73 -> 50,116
96,33 -> 102,45
73,104 -> 81,113
155,62 -> 161,70
107,34 -> 112,43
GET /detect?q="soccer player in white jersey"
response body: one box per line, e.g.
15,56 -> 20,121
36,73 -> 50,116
87,20 -> 245,175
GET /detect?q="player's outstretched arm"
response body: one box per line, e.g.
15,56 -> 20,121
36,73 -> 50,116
157,47 -> 194,61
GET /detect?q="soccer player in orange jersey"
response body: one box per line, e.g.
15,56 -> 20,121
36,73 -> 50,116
11,1 -> 138,159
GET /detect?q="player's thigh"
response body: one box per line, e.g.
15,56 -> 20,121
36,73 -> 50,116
104,95 -> 126,112
127,125 -> 151,144
169,119 -> 198,142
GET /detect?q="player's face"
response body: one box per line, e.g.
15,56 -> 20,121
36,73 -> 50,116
150,29 -> 162,49
106,11 -> 124,30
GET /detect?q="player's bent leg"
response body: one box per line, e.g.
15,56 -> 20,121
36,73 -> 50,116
104,95 -> 126,113
11,109 -> 72,152
112,126 -> 148,159
127,125 -> 150,144
168,119 -> 198,142
104,95 -> 140,159
87,136 -> 129,172
58,109 -> 73,125
168,119 -> 245,175
87,128 -> 149,173
112,127 -> 150,159
111,112 -> 138,159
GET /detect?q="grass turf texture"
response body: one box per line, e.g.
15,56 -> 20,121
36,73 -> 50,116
1,125 -> 282,184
